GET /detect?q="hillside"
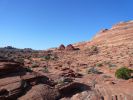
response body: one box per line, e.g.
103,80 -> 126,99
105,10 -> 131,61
1,21 -> 133,100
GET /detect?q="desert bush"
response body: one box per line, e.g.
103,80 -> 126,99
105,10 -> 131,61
50,55 -> 58,60
44,55 -> 51,60
43,67 -> 49,73
108,63 -> 116,68
55,77 -> 73,85
115,67 -> 132,80
90,46 -> 98,52
104,61 -> 116,68
31,62 -> 39,68
87,67 -> 102,74
15,58 -> 24,64
25,67 -> 32,72
96,63 -> 103,67
42,54 -> 58,61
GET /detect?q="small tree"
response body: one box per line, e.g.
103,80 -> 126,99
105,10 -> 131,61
115,67 -> 132,80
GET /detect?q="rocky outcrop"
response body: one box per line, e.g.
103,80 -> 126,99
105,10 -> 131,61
0,58 -> 25,100
19,84 -> 60,100
21,72 -> 49,86
66,44 -> 75,51
0,73 -> 26,99
59,82 -> 90,98
0,58 -> 51,99
59,44 -> 65,50
0,61 -> 24,76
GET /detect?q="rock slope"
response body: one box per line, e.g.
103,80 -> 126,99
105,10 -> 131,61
1,20 -> 133,100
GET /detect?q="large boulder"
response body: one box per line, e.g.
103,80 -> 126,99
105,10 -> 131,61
59,44 -> 65,50
66,44 -> 75,51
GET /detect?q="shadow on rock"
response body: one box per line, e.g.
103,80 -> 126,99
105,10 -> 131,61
59,82 -> 90,98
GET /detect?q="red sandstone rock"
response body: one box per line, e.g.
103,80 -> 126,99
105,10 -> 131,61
66,44 -> 75,51
18,84 -> 60,100
59,44 -> 65,50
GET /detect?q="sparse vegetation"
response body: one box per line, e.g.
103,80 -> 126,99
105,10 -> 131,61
67,61 -> 72,69
90,46 -> 98,52
44,54 -> 51,61
104,61 -> 116,68
43,67 -> 49,73
102,75 -> 112,78
56,77 -> 73,85
115,67 -> 133,80
31,62 -> 39,68
25,67 -> 32,72
96,63 -> 103,67
87,67 -> 102,74
108,63 -> 116,68
16,58 -> 24,64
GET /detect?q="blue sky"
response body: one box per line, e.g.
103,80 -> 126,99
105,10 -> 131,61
0,0 -> 133,50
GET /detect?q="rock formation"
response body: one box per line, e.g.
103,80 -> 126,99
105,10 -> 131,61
1,21 -> 133,100
66,44 -> 75,51
59,44 -> 65,50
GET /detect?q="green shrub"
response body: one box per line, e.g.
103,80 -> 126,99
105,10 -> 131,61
115,67 -> 132,80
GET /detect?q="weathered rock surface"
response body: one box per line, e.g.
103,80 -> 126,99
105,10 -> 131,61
0,58 -> 51,100
19,84 -> 60,100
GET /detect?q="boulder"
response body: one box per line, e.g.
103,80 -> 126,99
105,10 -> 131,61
59,44 -> 65,50
66,44 -> 75,51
